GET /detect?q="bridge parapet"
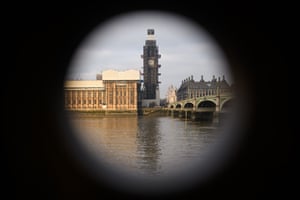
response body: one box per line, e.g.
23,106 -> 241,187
168,93 -> 233,112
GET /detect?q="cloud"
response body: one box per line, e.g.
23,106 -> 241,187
65,11 -> 233,97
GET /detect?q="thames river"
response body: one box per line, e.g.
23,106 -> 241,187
68,113 -> 224,181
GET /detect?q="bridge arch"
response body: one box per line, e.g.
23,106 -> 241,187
220,98 -> 234,111
197,100 -> 216,108
175,104 -> 182,109
170,105 -> 174,109
184,102 -> 194,108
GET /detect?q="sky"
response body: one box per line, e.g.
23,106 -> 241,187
66,11 -> 233,98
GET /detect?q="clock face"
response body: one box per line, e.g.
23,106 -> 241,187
148,59 -> 154,66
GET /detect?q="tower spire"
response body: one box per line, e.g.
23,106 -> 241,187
146,29 -> 155,40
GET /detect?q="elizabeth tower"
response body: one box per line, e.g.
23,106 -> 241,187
141,29 -> 161,100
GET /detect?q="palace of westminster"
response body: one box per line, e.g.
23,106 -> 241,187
64,29 -> 232,111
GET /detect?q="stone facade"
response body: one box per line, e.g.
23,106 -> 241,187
176,75 -> 232,101
166,85 -> 177,104
64,70 -> 141,111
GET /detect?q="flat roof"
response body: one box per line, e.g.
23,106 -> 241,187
102,69 -> 140,80
64,80 -> 104,88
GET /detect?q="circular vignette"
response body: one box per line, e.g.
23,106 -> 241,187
58,10 -> 252,196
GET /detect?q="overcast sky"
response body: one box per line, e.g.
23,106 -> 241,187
66,11 -> 233,97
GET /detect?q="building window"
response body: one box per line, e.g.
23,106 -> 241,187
130,89 -> 134,105
109,90 -> 113,104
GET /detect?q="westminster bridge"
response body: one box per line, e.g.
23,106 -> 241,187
163,92 -> 234,121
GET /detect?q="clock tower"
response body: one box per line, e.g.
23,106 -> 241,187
141,29 -> 161,102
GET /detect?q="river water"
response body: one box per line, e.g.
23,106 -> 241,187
68,114 -> 224,181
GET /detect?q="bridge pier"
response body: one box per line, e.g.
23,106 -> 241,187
167,109 -> 217,122
191,111 -> 199,121
166,110 -> 171,116
178,110 -> 192,120
213,111 -> 219,124
186,111 -> 192,120
198,112 -> 214,121
172,110 -> 179,117
178,111 -> 183,118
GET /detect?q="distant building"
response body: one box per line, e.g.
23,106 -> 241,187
176,75 -> 232,101
141,29 -> 161,107
166,85 -> 177,104
64,69 -> 141,111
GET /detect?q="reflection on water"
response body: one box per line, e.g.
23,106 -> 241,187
69,114 -> 220,178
